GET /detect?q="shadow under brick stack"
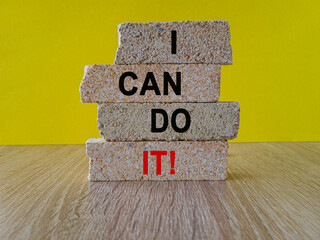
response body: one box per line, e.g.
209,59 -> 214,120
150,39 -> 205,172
80,21 -> 240,181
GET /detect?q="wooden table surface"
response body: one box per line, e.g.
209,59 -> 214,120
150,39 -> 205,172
0,143 -> 319,239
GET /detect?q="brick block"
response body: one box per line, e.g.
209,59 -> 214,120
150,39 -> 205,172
80,64 -> 220,103
115,21 -> 232,64
98,102 -> 240,141
87,138 -> 228,181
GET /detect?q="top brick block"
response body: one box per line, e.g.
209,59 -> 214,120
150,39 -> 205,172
115,21 -> 232,65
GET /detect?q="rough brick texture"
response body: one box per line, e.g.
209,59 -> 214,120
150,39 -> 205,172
97,102 -> 240,141
115,21 -> 232,64
80,64 -> 220,103
87,138 -> 228,181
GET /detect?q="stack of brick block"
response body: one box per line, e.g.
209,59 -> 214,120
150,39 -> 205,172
80,21 -> 240,181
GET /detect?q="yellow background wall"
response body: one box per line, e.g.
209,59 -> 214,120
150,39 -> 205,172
1,0 -> 319,145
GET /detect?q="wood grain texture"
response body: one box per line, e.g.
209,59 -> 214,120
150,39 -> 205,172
0,143 -> 319,239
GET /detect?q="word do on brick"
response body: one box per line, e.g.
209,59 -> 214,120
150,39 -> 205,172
151,109 -> 191,133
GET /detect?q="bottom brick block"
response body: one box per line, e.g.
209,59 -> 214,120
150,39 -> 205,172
86,138 -> 228,181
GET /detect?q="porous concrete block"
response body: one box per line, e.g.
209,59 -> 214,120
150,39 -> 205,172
87,138 -> 228,181
115,21 -> 232,64
97,102 -> 240,141
80,64 -> 220,103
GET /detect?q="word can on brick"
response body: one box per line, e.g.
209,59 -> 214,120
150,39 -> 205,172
119,71 -> 181,96
80,64 -> 221,103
